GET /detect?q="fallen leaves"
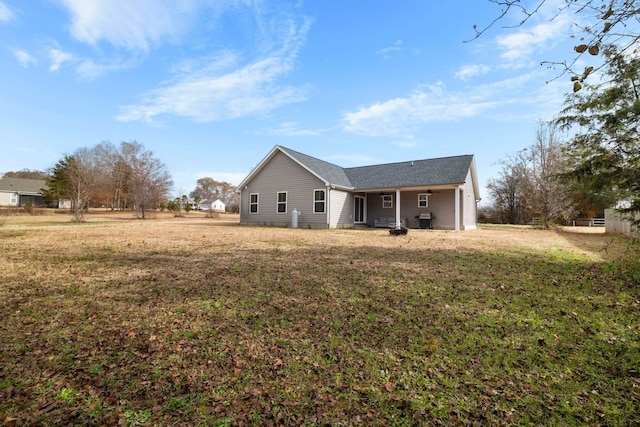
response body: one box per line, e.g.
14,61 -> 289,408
0,218 -> 637,425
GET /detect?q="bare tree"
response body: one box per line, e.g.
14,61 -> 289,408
527,122 -> 578,227
190,177 -> 237,211
123,143 -> 173,219
487,155 -> 531,224
487,122 -> 577,227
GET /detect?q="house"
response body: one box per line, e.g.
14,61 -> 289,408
0,177 -> 49,207
198,199 -> 226,212
237,146 -> 480,231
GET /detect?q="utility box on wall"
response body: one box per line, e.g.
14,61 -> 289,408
292,209 -> 300,228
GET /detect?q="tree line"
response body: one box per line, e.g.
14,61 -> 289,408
3,141 -> 240,221
43,141 -> 173,220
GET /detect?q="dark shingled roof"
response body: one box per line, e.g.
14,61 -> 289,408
0,177 -> 48,194
345,155 -> 474,189
278,146 -> 473,190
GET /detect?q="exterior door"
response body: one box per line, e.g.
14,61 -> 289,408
354,195 -> 365,223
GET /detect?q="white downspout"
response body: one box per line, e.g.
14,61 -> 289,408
454,186 -> 460,232
395,189 -> 401,229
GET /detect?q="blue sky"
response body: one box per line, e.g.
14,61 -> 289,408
0,0 -> 582,203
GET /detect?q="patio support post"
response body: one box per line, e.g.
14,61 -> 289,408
395,189 -> 401,229
454,186 -> 460,232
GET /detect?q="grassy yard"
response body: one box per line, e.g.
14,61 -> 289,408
0,214 -> 638,426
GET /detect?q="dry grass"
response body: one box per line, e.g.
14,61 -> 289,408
1,212 -> 638,426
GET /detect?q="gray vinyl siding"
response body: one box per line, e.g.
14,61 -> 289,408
240,151 -> 329,228
461,170 -> 478,230
0,192 -> 14,206
427,191 -> 455,230
328,189 -> 354,228
366,193 -> 398,227
399,190 -> 454,229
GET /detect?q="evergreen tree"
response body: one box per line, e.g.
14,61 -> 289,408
558,45 -> 640,224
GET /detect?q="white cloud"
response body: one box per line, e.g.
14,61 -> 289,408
0,2 -> 15,22
76,58 -> 136,79
55,0 -> 201,50
266,122 -> 323,137
118,19 -> 311,123
12,49 -> 37,67
455,64 -> 490,81
341,69 -> 566,137
342,82 -> 499,137
495,12 -> 570,65
376,40 -> 403,60
49,48 -> 74,72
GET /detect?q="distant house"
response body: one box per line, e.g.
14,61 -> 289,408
237,145 -> 480,231
198,199 -> 226,212
0,177 -> 48,207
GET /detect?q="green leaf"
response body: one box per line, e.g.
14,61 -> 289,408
573,81 -> 582,92
603,22 -> 613,33
584,66 -> 594,76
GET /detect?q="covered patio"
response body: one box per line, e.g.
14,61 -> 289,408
356,185 -> 477,231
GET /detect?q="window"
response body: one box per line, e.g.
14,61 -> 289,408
277,191 -> 287,213
313,189 -> 326,213
418,193 -> 429,208
249,193 -> 259,213
10,193 -> 17,206
382,194 -> 392,209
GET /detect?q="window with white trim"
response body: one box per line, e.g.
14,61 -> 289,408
276,191 -> 287,213
313,189 -> 326,213
418,193 -> 429,208
382,194 -> 392,208
10,193 -> 17,205
249,193 -> 259,213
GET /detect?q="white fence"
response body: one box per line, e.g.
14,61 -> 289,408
572,218 -> 605,227
605,209 -> 639,237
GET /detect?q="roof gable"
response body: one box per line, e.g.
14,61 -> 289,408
237,145 -> 353,190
